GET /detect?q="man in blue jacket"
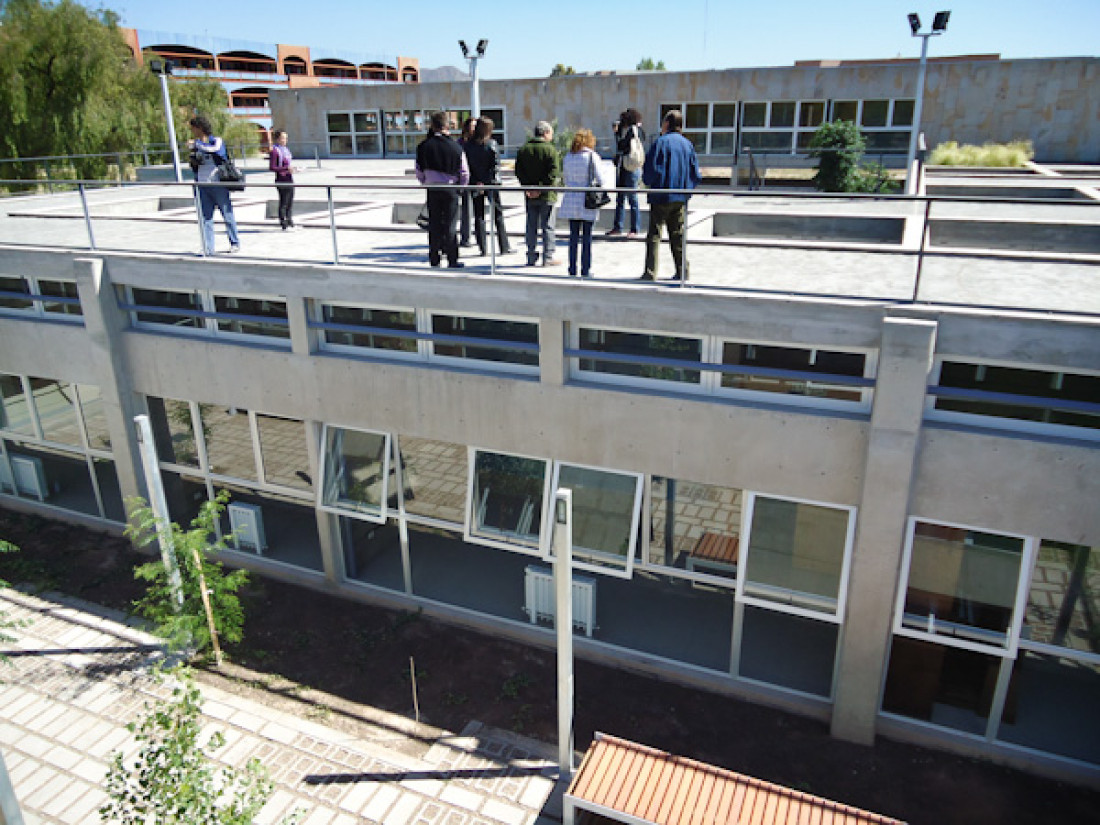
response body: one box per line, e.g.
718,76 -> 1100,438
641,110 -> 701,281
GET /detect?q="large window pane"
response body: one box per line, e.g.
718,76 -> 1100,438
891,99 -> 915,127
883,635 -> 998,735
0,375 -> 33,435
576,329 -> 702,385
200,406 -> 257,481
742,103 -> 766,128
740,131 -> 793,152
740,605 -> 837,697
30,378 -> 81,447
469,450 -> 547,548
555,464 -> 641,574
327,113 -> 351,132
832,101 -> 858,122
685,104 -> 708,129
5,442 -> 97,515
128,287 -> 203,329
77,385 -> 111,451
148,397 -> 200,467
743,496 -> 849,613
861,99 -> 889,128
1023,541 -> 1098,655
712,103 -> 737,128
799,101 -> 825,128
344,517 -> 404,591
322,305 -> 417,352
213,296 -> 289,340
997,651 -> 1100,764
40,280 -> 81,317
647,477 -> 741,581
320,426 -> 390,520
902,522 -> 1024,648
0,277 -> 33,311
217,483 -> 323,572
770,101 -> 796,128
398,436 -> 468,524
256,414 -> 311,492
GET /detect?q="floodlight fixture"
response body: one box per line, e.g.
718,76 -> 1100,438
149,58 -> 173,75
458,38 -> 488,117
904,10 -> 951,192
476,39 -> 488,56
458,40 -> 469,58
908,13 -> 921,35
932,10 -> 950,32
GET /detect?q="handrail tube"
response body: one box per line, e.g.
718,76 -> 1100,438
78,184 -> 96,250
117,303 -> 290,327
308,320 -> 540,352
928,385 -> 1100,415
0,290 -> 82,306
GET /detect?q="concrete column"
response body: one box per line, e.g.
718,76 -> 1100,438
539,315 -> 565,387
831,316 -> 937,744
304,419 -> 343,585
73,258 -> 146,511
286,295 -> 317,356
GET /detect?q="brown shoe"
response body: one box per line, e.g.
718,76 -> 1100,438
543,258 -> 563,266
606,229 -> 623,237
638,274 -> 655,281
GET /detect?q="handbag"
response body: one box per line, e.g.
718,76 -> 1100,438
584,153 -> 611,210
622,126 -> 645,172
215,150 -> 246,192
416,203 -> 430,230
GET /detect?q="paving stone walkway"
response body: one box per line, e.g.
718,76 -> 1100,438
0,589 -> 566,824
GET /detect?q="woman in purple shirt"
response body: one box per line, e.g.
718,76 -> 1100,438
269,129 -> 299,231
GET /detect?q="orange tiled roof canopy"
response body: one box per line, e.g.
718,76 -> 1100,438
565,733 -> 906,825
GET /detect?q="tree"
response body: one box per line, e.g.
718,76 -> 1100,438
636,57 -> 667,71
550,63 -> 575,77
0,0 -> 257,188
808,120 -> 897,193
100,669 -> 300,825
125,491 -> 249,663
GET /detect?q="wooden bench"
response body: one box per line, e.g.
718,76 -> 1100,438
564,733 -> 907,825
687,532 -> 740,575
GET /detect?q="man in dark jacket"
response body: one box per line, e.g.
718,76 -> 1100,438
416,111 -> 470,268
513,121 -> 562,266
641,109 -> 701,281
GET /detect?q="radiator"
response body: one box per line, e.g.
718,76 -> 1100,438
523,564 -> 596,637
228,502 -> 266,554
8,456 -> 48,501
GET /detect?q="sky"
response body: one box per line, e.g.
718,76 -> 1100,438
107,0 -> 1099,81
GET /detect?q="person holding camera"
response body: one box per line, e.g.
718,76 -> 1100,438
188,115 -> 241,255
608,108 -> 646,237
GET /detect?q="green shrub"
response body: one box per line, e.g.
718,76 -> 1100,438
929,140 -> 1034,167
807,121 -> 897,193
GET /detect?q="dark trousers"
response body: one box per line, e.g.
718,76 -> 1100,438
426,188 -> 460,266
459,190 -> 472,244
472,190 -> 512,254
568,219 -> 594,277
644,201 -> 688,279
276,183 -> 294,228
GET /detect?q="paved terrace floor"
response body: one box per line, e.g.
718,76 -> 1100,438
0,587 -> 566,825
1,159 -> 1098,316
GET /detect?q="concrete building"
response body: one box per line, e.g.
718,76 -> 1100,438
119,28 -> 420,146
268,55 -> 1099,162
0,160 -> 1097,788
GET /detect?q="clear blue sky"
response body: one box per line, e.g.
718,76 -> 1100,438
109,0 -> 1099,80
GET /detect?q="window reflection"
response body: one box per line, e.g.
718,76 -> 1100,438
1023,541 -> 1098,654
320,426 -> 390,520
0,374 -> 33,435
556,464 -> 641,572
256,414 -> 311,492
200,405 -> 257,481
648,477 -> 741,580
398,436 -> 468,524
470,450 -> 547,547
30,378 -> 81,447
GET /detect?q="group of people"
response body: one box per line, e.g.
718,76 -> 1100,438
417,107 -> 701,280
190,104 -> 703,280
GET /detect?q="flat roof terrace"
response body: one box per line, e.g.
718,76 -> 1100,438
2,159 -> 1098,316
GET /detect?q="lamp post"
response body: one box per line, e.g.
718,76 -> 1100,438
458,39 -> 488,117
905,10 -> 950,194
149,59 -> 183,183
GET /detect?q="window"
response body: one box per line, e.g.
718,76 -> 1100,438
646,476 -> 742,582
467,449 -> 549,551
719,342 -> 872,410
740,101 -> 796,153
658,102 -> 738,155
384,109 -> 429,156
327,110 -> 381,156
0,276 -> 81,319
930,360 -> 1100,437
124,287 -> 203,330
213,294 -> 289,341
573,327 -> 703,386
552,463 -> 643,578
829,99 -> 914,153
30,378 -> 81,447
256,414 -> 312,493
319,303 -> 418,354
741,495 -> 853,617
0,374 -> 34,436
897,521 -> 1029,651
860,100 -> 889,128
319,425 -> 392,522
121,287 -> 290,344
430,313 -> 539,371
397,435 -> 468,525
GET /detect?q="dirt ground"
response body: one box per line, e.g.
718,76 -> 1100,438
1,507 -> 1096,825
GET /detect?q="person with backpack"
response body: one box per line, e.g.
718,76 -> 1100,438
608,108 -> 646,237
187,115 -> 241,255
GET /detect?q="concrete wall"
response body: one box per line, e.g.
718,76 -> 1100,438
270,57 -> 1100,162
2,246 -> 1099,770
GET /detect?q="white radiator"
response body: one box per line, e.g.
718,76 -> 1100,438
228,502 -> 266,554
10,456 -> 48,501
523,564 -> 596,637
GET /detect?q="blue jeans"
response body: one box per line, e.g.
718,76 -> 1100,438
613,167 -> 641,233
197,185 -> 240,254
568,220 -> 593,277
524,199 -> 556,263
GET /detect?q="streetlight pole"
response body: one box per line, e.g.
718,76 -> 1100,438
150,59 -> 183,183
458,40 -> 488,117
905,11 -> 950,194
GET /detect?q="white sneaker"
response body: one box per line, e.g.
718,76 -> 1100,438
228,244 -> 240,254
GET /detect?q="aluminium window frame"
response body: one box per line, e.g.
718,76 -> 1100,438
567,322 -> 709,392
314,299 -> 421,361
122,286 -> 291,346
464,446 -> 553,555
0,275 -> 83,322
317,423 -> 393,524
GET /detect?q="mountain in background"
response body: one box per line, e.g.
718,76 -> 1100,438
419,65 -> 470,83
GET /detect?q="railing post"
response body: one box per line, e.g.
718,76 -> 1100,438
488,188 -> 497,275
314,144 -> 321,169
911,197 -> 933,302
44,159 -> 54,194
78,183 -> 96,250
193,184 -> 208,256
328,186 -> 340,264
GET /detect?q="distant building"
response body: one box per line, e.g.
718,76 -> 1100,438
119,28 -> 420,147
269,54 -> 1099,162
